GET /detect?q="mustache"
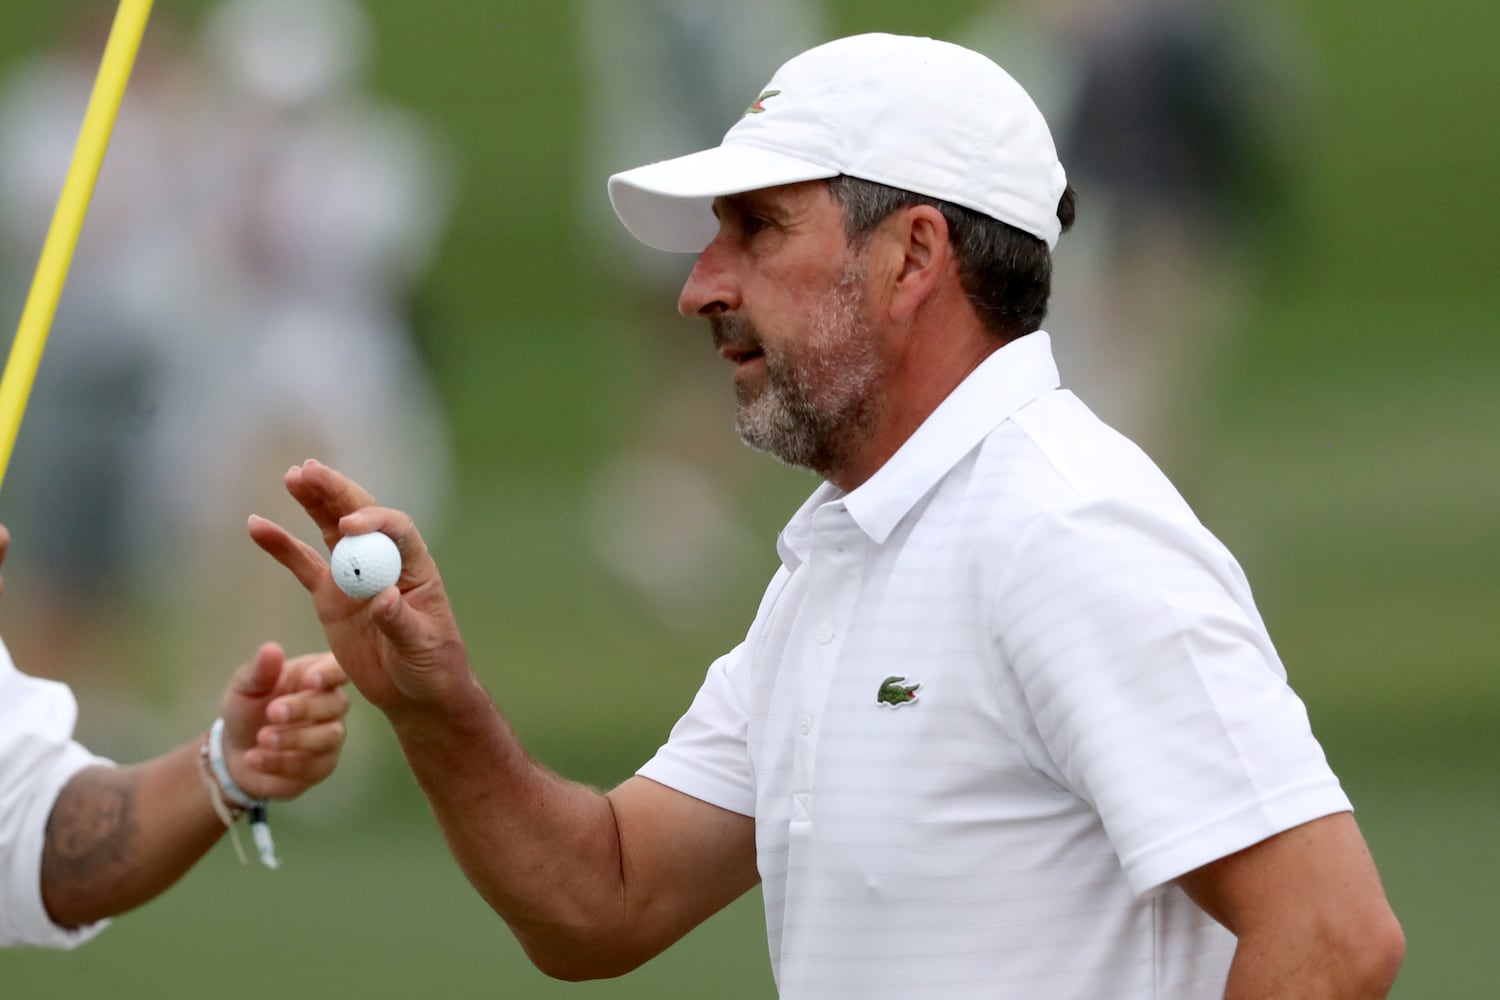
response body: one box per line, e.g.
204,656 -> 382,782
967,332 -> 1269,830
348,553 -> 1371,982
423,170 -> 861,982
710,314 -> 763,353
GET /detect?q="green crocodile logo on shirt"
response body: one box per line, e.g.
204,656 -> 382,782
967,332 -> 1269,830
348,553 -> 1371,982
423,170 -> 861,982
744,89 -> 781,115
876,675 -> 920,707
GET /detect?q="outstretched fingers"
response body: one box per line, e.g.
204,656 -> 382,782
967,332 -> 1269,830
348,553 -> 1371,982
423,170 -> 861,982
248,514 -> 334,595
284,459 -> 382,552
251,459 -> 467,714
255,460 -> 434,601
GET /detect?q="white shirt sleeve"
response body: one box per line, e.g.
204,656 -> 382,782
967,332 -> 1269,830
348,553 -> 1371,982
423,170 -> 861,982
994,499 -> 1352,896
0,638 -> 113,948
636,644 -> 755,817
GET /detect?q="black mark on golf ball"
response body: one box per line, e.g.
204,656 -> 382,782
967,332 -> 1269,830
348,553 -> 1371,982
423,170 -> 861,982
353,568 -> 362,576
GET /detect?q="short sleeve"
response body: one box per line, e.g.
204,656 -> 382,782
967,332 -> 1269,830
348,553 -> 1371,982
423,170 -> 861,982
994,501 -> 1352,896
0,640 -> 113,948
636,644 -> 755,817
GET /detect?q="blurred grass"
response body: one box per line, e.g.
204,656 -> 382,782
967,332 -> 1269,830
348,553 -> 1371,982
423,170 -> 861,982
1,810 -> 777,1000
1,0 -> 1497,997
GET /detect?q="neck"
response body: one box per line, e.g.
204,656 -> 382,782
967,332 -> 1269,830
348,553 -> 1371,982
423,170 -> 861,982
822,324 -> 1004,492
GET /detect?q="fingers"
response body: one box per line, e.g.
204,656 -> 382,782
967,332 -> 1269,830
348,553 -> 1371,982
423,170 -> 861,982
337,507 -> 432,592
256,715 -> 347,755
284,459 -> 382,553
252,478 -> 431,610
244,746 -> 341,780
239,670 -> 350,795
232,642 -> 285,699
266,680 -> 350,727
248,514 -> 334,595
239,716 -> 345,794
278,650 -> 347,693
255,460 -> 465,715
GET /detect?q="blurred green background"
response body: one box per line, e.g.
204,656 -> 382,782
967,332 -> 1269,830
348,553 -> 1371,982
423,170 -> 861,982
1,1 -> 1496,997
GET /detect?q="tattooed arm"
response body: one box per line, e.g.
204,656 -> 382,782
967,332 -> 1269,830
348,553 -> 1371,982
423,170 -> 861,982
39,644 -> 349,929
2,525 -> 346,937
42,748 -> 226,927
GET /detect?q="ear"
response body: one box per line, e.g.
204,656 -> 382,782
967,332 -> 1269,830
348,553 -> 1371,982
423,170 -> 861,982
884,205 -> 954,324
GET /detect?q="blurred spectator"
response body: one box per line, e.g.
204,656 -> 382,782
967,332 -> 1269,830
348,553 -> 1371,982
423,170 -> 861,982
964,0 -> 1309,471
142,0 -> 455,722
0,0 -> 455,752
574,0 -> 828,630
0,7 -> 202,738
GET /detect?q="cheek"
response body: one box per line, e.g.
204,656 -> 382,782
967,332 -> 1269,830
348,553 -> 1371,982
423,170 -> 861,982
743,254 -> 864,357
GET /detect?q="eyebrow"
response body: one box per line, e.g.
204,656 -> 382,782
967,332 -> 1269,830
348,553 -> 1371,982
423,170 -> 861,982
715,190 -> 787,218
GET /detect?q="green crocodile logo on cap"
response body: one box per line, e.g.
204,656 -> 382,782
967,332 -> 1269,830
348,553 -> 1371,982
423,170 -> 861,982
876,675 -> 920,707
744,89 -> 781,115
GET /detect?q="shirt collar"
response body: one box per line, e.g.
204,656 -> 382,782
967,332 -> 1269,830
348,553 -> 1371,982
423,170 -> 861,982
777,331 -> 1060,566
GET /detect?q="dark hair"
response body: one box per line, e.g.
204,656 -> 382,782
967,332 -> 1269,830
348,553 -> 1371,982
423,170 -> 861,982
825,176 -> 1077,340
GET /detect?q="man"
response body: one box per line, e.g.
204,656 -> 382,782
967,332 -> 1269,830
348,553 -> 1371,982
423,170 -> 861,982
249,34 -> 1404,998
0,522 -> 350,948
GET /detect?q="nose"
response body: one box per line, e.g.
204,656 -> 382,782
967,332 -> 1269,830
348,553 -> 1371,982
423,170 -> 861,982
677,235 -> 739,318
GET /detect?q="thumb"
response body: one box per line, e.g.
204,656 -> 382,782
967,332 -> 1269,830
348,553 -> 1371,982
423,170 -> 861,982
227,643 -> 285,710
219,647 -> 279,756
366,587 -> 466,697
368,589 -> 431,654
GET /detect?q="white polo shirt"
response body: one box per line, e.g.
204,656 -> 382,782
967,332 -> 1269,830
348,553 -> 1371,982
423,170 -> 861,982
0,638 -> 110,948
639,332 -> 1351,998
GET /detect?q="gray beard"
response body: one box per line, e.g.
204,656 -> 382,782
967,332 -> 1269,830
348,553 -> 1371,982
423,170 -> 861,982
719,265 -> 884,478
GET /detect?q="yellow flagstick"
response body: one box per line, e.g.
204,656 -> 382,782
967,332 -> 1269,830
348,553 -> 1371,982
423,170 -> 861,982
0,0 -> 155,490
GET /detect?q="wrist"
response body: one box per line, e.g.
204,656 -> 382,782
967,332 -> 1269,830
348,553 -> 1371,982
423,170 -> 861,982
206,718 -> 264,811
385,674 -> 500,751
198,719 -> 279,869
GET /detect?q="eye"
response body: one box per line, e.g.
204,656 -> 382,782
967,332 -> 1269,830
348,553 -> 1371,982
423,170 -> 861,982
740,213 -> 771,237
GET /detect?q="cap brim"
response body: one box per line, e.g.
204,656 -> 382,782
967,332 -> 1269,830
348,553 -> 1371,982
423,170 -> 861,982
608,143 -> 840,253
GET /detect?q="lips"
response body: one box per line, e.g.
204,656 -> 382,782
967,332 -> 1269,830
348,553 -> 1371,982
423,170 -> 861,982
719,343 -> 764,366
710,316 -> 764,371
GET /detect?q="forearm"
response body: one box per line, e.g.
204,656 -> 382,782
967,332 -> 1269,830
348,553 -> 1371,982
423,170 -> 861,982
385,681 -> 634,978
247,463 -> 755,975
1223,929 -> 1404,999
1180,815 -> 1405,1000
41,741 -> 225,927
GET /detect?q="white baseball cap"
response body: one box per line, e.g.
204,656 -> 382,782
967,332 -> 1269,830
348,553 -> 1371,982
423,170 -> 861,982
608,33 -> 1069,253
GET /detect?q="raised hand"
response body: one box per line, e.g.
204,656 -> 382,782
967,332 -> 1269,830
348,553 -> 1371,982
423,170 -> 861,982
247,459 -> 471,717
220,642 -> 349,802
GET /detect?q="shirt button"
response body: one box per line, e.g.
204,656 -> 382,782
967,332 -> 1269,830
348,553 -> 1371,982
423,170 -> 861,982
799,713 -> 813,734
816,626 -> 835,645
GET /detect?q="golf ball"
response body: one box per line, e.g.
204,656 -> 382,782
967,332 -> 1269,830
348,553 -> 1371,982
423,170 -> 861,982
330,532 -> 401,600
